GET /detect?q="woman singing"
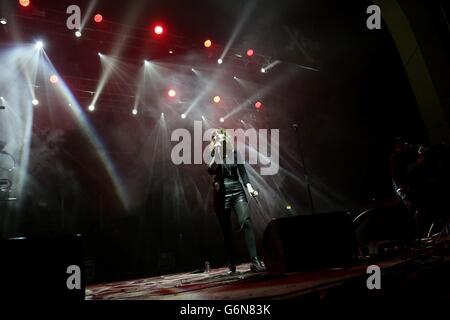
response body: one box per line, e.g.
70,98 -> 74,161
208,129 -> 265,274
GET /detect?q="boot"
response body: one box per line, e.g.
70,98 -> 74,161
250,256 -> 265,272
227,262 -> 238,275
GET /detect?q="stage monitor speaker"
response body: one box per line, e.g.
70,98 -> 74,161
262,212 -> 356,273
0,235 -> 85,301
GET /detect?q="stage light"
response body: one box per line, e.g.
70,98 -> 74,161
191,68 -> 195,72
201,115 -> 205,120
132,109 -> 138,115
144,60 -> 148,64
32,99 -> 39,106
217,58 -> 223,64
49,75 -> 58,84
260,60 -> 280,74
204,39 -> 212,48
286,205 -> 292,210
154,25 -> 163,35
255,101 -> 262,109
213,95 -> 221,103
19,0 -> 30,7
98,52 -> 102,56
233,76 -> 237,80
75,30 -> 82,37
168,89 -> 176,97
0,18 -> 7,25
219,117 -> 224,123
35,41 -> 43,49
169,50 -> 173,54
161,112 -> 164,117
246,49 -> 254,57
94,14 -> 103,23
88,105 -> 95,112
181,113 -> 186,119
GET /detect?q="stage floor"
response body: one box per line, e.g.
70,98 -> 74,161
85,259 -> 404,300
86,237 -> 450,301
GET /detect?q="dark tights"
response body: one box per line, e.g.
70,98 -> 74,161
217,201 -> 257,265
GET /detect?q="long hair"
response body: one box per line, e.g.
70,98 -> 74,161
210,128 -> 234,158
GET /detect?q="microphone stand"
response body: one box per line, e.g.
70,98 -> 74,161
293,124 -> 315,214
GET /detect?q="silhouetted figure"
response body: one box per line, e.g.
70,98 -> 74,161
207,129 -> 265,274
390,137 -> 450,236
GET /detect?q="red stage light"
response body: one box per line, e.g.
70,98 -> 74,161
168,89 -> 176,97
246,49 -> 254,57
154,25 -> 164,35
255,101 -> 262,109
213,96 -> 221,103
94,14 -> 103,23
19,0 -> 30,7
204,40 -> 212,48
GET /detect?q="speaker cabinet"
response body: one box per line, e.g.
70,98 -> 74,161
262,212 -> 356,273
0,235 -> 85,301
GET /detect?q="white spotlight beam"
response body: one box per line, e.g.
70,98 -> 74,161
18,45 -> 42,101
0,46 -> 45,200
132,64 -> 146,111
90,2 -> 144,110
91,54 -> 137,108
224,71 -> 294,120
185,71 -> 225,115
263,60 -> 281,72
39,50 -> 130,210
80,0 -> 98,30
219,0 -> 257,60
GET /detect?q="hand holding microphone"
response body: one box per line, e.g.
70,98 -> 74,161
246,183 -> 258,197
212,133 -> 226,159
